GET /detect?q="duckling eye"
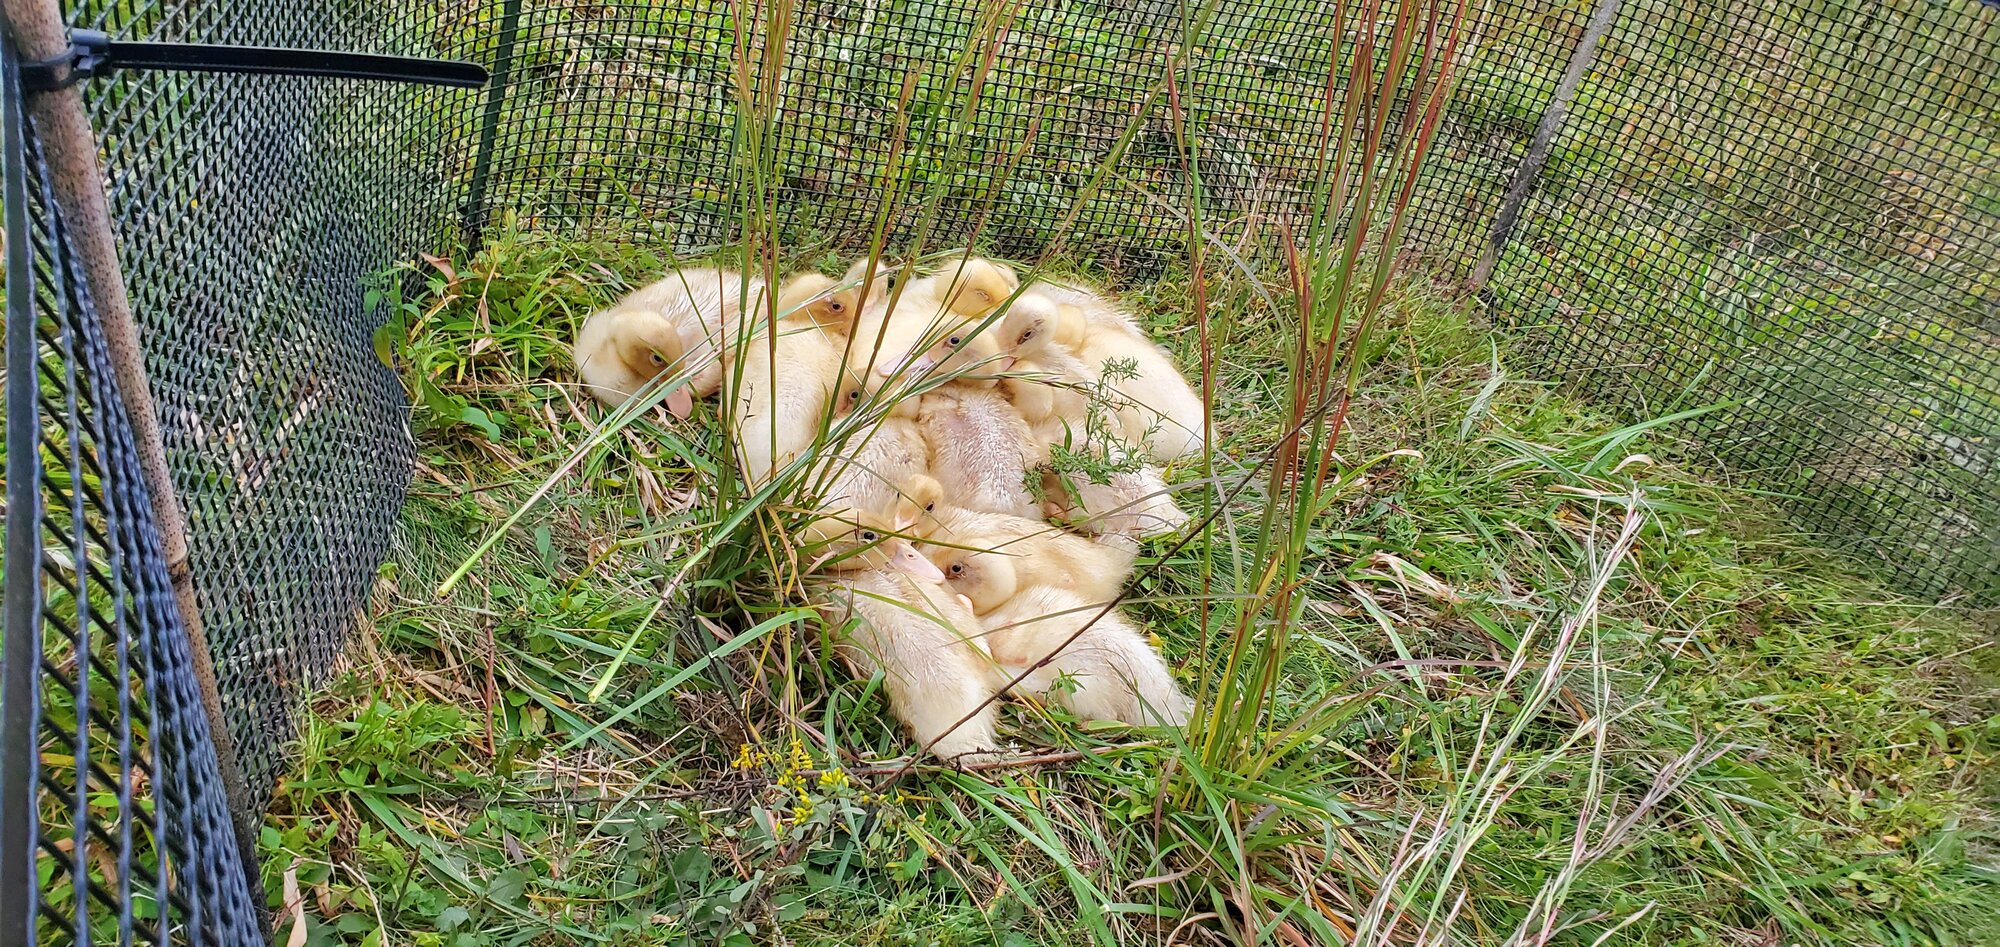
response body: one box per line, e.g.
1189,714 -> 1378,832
860,530 -> 878,542
828,301 -> 845,313
947,335 -> 963,347
1018,329 -> 1035,344
923,502 -> 935,512
949,563 -> 964,575
649,351 -> 667,366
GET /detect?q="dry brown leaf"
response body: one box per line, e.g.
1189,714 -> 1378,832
315,878 -> 335,918
420,252 -> 459,285
1610,453 -> 1655,474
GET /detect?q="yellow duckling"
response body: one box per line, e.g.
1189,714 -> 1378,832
993,290 -> 1094,428
851,256 -> 1019,383
931,548 -> 1189,727
812,395 -> 932,520
1041,465 -> 1191,540
771,272 -> 862,334
807,504 -> 1004,762
586,267 -> 757,404
919,507 -> 1136,608
1075,324 -> 1206,463
571,306 -> 696,416
987,293 -> 1189,539
1027,281 -> 1205,463
725,309 -> 856,486
802,498 -> 942,580
589,267 -> 854,411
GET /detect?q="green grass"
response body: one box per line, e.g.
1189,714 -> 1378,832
247,2 -> 1996,942
256,224 -> 1996,946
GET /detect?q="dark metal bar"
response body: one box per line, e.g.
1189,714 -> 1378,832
105,38 -> 488,88
1467,0 -> 1623,292
22,29 -> 487,91
2,32 -> 47,947
461,0 -> 525,244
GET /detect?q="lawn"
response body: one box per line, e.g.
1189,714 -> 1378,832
235,1 -> 1998,943
254,222 -> 1997,946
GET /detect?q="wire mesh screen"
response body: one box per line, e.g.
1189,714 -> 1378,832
4,54 -> 262,942
455,0 -> 1995,600
63,1 -> 475,812
455,0 -> 1572,267
1483,0 -> 1998,600
5,1 -> 479,937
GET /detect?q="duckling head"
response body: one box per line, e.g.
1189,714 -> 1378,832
803,508 -> 944,582
897,323 -> 1008,381
774,273 -> 855,332
832,365 -> 921,421
899,474 -> 945,536
941,257 -> 1019,318
996,290 -> 1089,361
610,310 -> 694,418
929,544 -> 1019,615
840,256 -> 891,312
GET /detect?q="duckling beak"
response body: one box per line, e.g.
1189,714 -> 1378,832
887,540 -> 946,582
995,355 -> 1018,372
665,386 -> 694,419
878,350 -> 935,379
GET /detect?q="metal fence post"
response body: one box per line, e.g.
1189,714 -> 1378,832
461,0 -> 524,245
2,34 -> 44,947
1468,0 -> 1623,290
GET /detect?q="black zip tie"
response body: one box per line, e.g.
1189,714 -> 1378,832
21,29 -> 487,92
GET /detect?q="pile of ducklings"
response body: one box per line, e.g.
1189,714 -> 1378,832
573,253 -> 1207,760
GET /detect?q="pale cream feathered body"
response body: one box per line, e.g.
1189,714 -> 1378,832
920,507 -> 1136,608
924,511 -> 1184,723
1073,322 -> 1206,463
917,383 -> 1042,519
726,318 -> 852,485
813,415 -> 932,520
983,585 -> 1191,727
932,548 -> 1188,728
601,267 -> 766,398
1009,281 -> 1205,463
1041,465 -> 1189,540
816,570 -> 1003,761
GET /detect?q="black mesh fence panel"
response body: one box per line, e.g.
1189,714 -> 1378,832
66,1 -> 470,812
1483,0 -> 1998,599
5,53 -> 262,942
456,0 -> 1580,268
6,1 -> 477,939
